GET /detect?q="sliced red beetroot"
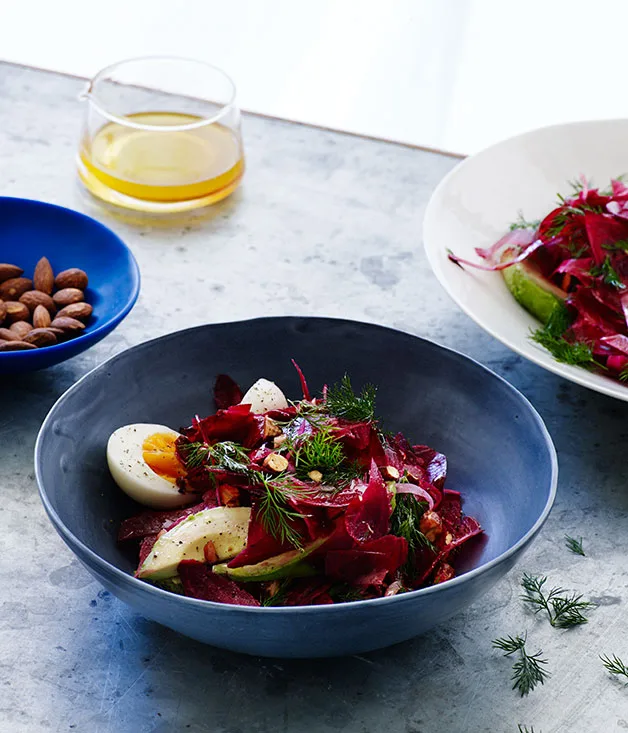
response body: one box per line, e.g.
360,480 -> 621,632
137,533 -> 159,566
296,481 -> 366,509
118,502 -> 206,542
344,461 -> 392,543
412,445 -> 447,489
178,560 -> 260,606
600,333 -> 628,356
333,421 -> 373,462
584,211 -> 628,265
190,405 -> 266,449
361,534 -> 408,573
325,550 -> 384,585
554,257 -> 595,286
291,359 -> 311,400
214,374 -> 243,410
607,354 -> 628,373
227,506 -> 293,568
283,579 -> 334,606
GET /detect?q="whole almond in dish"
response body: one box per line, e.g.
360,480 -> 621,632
0,277 -> 33,300
33,257 -> 54,294
54,268 -> 88,290
0,257 -> 93,352
53,288 -> 84,307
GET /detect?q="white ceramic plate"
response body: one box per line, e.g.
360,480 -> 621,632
424,119 -> 628,402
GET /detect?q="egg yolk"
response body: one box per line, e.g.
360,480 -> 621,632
142,433 -> 187,483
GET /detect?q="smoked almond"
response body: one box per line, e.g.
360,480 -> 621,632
23,328 -> 58,347
50,316 -> 86,335
0,340 -> 37,351
20,290 -> 56,315
33,304 -> 52,329
0,264 -> 24,284
0,277 -> 33,300
53,288 -> 84,307
33,257 -> 54,294
54,268 -> 88,291
0,327 -> 20,341
4,301 -> 30,324
9,321 -> 32,339
56,302 -> 93,321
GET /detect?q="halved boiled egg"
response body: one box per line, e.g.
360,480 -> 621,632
107,423 -> 195,509
240,378 -> 289,414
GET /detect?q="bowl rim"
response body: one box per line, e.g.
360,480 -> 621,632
423,118 -> 628,403
34,316 -> 558,614
0,196 -> 140,359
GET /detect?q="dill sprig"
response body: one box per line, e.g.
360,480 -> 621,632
602,239 -> 628,253
509,212 -> 540,231
589,256 -> 626,289
326,375 -> 377,422
600,653 -> 628,684
521,574 -> 596,628
179,440 -> 255,476
261,579 -> 292,607
564,535 -> 585,556
256,476 -> 306,548
530,304 -> 597,368
619,367 -> 628,383
492,633 -> 550,697
293,428 -> 363,486
390,493 -> 435,567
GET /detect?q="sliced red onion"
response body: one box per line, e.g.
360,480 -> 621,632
448,239 -> 544,272
395,483 -> 434,510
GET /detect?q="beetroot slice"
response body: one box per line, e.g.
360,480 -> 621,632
137,533 -> 159,566
214,374 -> 243,410
344,461 -> 391,543
412,445 -> 447,489
118,502 -> 206,542
291,359 -> 311,401
178,560 -> 260,606
185,404 -> 266,449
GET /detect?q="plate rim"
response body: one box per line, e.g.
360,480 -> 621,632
423,119 -> 628,403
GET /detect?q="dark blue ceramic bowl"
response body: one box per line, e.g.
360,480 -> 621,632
0,198 -> 139,373
35,317 -> 557,658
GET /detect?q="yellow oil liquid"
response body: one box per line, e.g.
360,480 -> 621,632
78,112 -> 244,213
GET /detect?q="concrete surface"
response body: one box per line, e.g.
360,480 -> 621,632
0,62 -> 627,733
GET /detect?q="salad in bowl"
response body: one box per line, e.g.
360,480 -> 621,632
109,366 -> 483,607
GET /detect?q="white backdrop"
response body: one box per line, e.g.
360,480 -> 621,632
1,0 -> 627,155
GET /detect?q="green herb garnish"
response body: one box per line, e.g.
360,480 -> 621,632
589,256 -> 626,289
293,427 -> 362,486
600,653 -> 628,683
390,493 -> 435,565
521,574 -> 596,628
530,304 -> 597,367
326,375 -> 377,422
256,476 -> 306,548
492,634 -> 550,697
509,212 -> 540,231
619,367 -> 628,383
564,535 -> 585,556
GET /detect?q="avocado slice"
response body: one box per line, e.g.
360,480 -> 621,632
137,506 -> 251,581
501,260 -> 566,325
212,535 -> 328,582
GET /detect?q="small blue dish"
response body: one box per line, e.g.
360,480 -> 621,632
0,197 -> 140,373
35,317 -> 557,658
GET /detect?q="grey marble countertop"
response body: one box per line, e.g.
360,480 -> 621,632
1,62 -> 627,733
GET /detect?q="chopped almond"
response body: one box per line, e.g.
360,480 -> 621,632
263,452 -> 289,473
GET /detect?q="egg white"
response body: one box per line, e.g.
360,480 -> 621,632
240,378 -> 289,414
107,423 -> 196,509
